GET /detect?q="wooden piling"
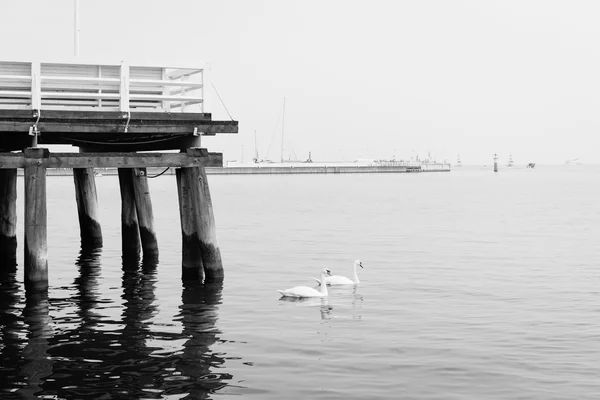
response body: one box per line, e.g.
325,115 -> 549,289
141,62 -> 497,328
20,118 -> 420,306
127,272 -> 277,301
194,166 -> 223,281
177,157 -> 223,282
24,148 -> 48,291
73,168 -> 103,248
118,168 -> 141,265
176,168 -> 204,281
0,169 -> 17,273
132,168 -> 159,264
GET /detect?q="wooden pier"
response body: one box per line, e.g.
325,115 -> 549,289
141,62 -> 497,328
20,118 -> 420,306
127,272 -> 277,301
0,59 -> 238,291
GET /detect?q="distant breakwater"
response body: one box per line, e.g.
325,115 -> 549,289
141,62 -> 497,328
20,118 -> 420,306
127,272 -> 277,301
32,163 -> 451,177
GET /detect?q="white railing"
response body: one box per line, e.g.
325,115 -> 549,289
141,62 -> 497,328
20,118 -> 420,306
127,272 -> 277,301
0,60 -> 205,113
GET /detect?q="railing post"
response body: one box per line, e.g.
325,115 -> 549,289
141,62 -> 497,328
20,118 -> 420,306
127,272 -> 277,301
119,62 -> 130,113
200,68 -> 204,113
31,62 -> 41,111
202,64 -> 210,114
162,67 -> 171,112
180,75 -> 187,112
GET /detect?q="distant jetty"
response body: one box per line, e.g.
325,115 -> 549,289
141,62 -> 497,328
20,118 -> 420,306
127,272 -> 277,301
212,160 -> 450,175
40,160 -> 451,176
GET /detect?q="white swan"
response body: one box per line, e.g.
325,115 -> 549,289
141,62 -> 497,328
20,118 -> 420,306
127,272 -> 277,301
278,268 -> 332,298
313,260 -> 363,285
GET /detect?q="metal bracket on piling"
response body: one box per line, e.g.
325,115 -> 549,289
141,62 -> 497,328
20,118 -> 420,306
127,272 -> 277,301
28,109 -> 41,147
123,111 -> 131,133
193,127 -> 201,146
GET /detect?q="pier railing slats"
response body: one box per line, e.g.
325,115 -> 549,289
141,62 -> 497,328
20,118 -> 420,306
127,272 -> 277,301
0,60 -> 205,113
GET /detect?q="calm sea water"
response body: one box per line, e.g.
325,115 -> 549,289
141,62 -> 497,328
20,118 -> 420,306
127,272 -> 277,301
1,165 -> 600,399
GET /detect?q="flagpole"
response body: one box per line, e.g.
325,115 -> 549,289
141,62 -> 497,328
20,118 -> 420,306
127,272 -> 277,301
74,0 -> 80,56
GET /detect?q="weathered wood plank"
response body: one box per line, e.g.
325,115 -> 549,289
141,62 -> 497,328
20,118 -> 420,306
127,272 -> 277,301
0,151 -> 223,168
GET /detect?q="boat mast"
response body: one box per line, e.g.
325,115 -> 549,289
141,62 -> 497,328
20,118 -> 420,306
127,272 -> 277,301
280,97 -> 286,163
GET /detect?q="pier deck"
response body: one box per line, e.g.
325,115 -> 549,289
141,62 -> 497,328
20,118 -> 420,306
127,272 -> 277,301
0,59 -> 237,151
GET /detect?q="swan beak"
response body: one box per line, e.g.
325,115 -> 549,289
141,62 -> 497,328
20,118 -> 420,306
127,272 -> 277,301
359,262 -> 363,268
325,269 -> 332,276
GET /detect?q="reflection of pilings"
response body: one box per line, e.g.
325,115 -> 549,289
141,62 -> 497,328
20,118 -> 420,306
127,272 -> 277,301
0,169 -> 17,273
74,246 -> 102,331
121,261 -> 158,348
0,271 -> 233,397
0,272 -> 24,393
20,289 -> 53,399
177,281 -> 228,396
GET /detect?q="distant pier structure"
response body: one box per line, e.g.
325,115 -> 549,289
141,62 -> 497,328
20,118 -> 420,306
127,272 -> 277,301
0,59 -> 238,291
493,153 -> 498,172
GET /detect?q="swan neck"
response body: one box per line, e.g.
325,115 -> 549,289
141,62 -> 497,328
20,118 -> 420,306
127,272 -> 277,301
352,263 -> 360,283
320,274 -> 328,295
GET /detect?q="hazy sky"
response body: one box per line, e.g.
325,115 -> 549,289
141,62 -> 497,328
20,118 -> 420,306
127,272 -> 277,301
2,0 -> 599,164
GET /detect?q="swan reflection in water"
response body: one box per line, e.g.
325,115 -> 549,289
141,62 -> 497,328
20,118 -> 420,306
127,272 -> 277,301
279,296 -> 333,320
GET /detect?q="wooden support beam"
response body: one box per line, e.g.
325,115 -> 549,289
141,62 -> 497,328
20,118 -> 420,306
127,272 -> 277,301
73,168 -> 103,248
177,162 -> 223,282
0,151 -> 223,168
24,148 -> 48,291
118,168 -> 141,266
22,122 -> 237,134
0,108 -> 237,151
0,168 -> 17,273
132,168 -> 159,264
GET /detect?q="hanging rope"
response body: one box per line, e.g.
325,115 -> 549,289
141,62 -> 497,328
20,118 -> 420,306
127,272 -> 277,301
211,82 -> 234,120
64,134 -> 184,146
147,167 -> 170,178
